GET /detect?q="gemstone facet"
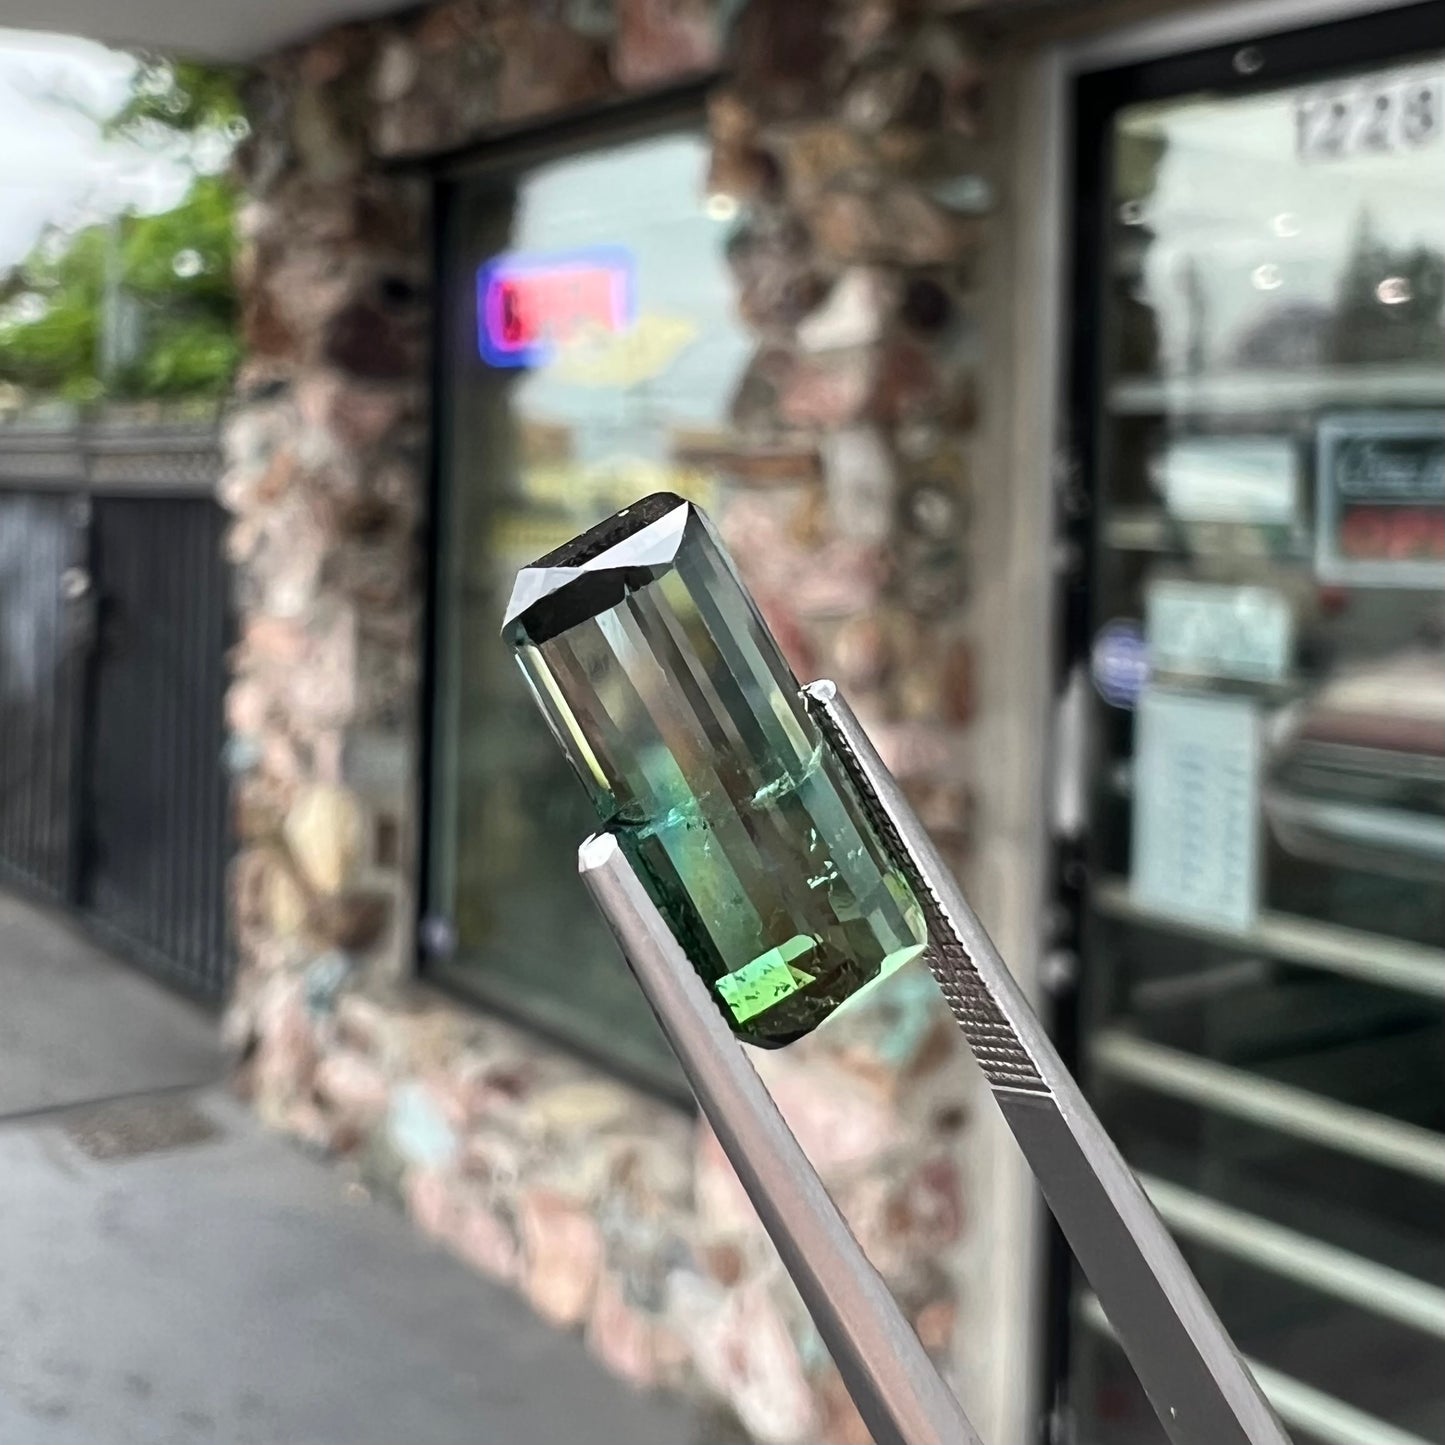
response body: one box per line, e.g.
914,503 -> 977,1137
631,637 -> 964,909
503,493 -> 926,1048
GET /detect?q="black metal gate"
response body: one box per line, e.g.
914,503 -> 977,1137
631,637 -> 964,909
0,424 -> 231,1001
0,491 -> 84,902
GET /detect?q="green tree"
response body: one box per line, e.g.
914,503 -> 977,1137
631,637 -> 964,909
0,54 -> 244,404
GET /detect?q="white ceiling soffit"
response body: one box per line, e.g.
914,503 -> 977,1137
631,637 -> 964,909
1,0 -> 411,62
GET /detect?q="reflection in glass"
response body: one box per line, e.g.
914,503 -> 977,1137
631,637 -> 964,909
1074,48 -> 1445,1445
430,130 -> 750,1083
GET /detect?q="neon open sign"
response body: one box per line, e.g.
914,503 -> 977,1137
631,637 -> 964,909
476,245 -> 636,368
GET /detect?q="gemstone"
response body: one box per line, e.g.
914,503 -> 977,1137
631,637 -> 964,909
502,492 -> 926,1048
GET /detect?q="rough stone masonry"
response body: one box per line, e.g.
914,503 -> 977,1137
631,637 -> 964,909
220,1 -> 991,1438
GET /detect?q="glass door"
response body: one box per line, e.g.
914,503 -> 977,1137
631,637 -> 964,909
1060,6 -> 1445,1443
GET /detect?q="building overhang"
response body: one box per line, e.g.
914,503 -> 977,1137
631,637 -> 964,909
3,0 -> 409,62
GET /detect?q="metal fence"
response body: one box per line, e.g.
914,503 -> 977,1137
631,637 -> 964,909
0,421 -> 231,1001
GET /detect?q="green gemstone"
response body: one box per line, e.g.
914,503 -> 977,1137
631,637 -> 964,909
502,492 -> 926,1048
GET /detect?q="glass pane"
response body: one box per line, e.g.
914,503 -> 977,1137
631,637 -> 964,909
431,127 -> 750,1084
1073,45 -> 1445,1445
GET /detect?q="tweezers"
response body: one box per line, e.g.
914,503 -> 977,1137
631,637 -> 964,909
578,678 -> 1291,1445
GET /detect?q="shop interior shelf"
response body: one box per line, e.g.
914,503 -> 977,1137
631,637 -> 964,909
1092,877 -> 1445,1002
1139,1172 -> 1445,1341
1077,1292 -> 1435,1445
1091,1030 -> 1445,1187
1107,365 -> 1445,416
1099,509 -> 1312,557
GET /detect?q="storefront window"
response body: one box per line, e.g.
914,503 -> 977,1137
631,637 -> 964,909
1069,36 -> 1445,1445
428,122 -> 750,1084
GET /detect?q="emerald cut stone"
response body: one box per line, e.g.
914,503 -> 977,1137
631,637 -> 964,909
502,493 -> 926,1048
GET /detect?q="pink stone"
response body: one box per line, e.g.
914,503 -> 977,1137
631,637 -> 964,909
521,1188 -> 603,1329
302,373 -> 413,451
596,1122 -> 695,1210
707,88 -> 756,146
280,1098 -> 341,1152
888,188 -> 981,267
457,1055 -> 544,1123
808,188 -> 888,263
839,0 -> 895,60
494,15 -> 611,122
612,0 -> 719,88
253,977 -> 318,1102
261,252 -> 354,340
790,542 -> 887,619
822,425 -> 896,544
914,1297 -> 957,1355
314,1049 -> 390,1125
869,721 -> 960,779
751,592 -> 815,681
457,1127 -> 525,1189
226,679 -> 270,739
940,638 -> 975,724
715,493 -> 791,581
298,29 -> 366,87
587,1272 -> 656,1390
243,616 -> 308,667
406,1166 -> 459,1241
750,1054 -> 895,1175
330,381 -> 416,447
260,731 -> 304,786
780,351 -> 876,429
835,1173 -> 902,1276
651,1323 -> 693,1390
693,1283 -> 817,1444
894,1155 -> 964,1248
818,1368 -> 875,1445
286,604 -> 358,728
335,991 -> 393,1059
694,1125 -> 761,1237
450,1196 -> 520,1285
830,615 -> 890,691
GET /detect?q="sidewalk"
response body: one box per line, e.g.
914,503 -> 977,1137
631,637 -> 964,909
0,890 -> 701,1445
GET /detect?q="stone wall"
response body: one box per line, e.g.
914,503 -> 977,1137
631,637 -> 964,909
222,2 -> 994,1438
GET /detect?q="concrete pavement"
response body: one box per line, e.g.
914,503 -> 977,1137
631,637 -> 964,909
0,889 -> 702,1444
0,890 -> 219,1117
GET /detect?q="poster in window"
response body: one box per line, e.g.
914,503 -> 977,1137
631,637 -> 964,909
1145,580 -> 1293,683
1131,688 -> 1261,933
1315,412 -> 1445,587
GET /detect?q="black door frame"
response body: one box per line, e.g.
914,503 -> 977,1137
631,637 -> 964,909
1045,2 -> 1445,1439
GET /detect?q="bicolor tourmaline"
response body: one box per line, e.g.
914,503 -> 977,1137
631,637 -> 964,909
503,493 -> 925,1047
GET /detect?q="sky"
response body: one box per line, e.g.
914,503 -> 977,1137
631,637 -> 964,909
0,27 -> 195,271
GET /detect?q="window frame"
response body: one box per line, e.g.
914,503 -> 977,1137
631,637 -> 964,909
416,81 -> 718,1102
